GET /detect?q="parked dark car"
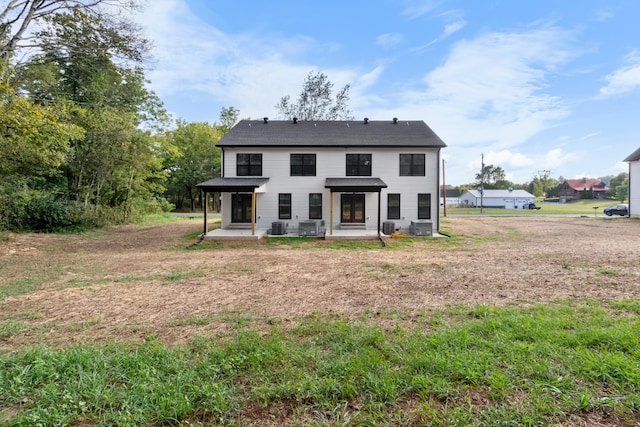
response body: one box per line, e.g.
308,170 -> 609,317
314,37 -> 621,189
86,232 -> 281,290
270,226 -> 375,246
604,204 -> 629,216
524,202 -> 541,210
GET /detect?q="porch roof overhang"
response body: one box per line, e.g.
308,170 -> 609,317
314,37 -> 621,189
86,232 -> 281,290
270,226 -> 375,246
196,177 -> 269,192
324,177 -> 388,192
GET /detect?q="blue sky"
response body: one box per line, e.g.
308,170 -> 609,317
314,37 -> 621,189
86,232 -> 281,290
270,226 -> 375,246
133,0 -> 640,185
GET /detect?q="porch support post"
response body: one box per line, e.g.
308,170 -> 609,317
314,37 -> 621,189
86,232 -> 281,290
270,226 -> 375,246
377,190 -> 381,234
203,190 -> 208,235
251,191 -> 256,236
329,191 -> 334,236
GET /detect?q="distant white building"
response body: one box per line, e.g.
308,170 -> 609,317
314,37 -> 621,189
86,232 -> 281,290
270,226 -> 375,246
440,189 -> 461,207
625,147 -> 640,218
460,189 -> 535,209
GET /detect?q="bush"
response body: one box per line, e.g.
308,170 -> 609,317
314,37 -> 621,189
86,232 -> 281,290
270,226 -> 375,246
0,178 -> 76,232
24,193 -> 73,232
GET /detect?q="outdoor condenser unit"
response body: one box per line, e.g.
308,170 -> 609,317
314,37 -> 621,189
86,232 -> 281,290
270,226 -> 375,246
271,221 -> 285,235
298,220 -> 320,236
382,221 -> 395,235
410,220 -> 432,236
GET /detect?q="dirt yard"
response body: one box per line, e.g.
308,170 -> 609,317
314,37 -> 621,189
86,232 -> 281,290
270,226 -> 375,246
1,216 -> 639,350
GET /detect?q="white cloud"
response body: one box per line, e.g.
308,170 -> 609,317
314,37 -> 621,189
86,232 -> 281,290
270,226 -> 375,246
599,50 -> 640,97
593,9 -> 614,22
442,18 -> 466,38
544,148 -> 577,169
400,0 -> 443,20
368,26 -> 575,149
376,33 -> 404,49
488,150 -> 535,168
409,14 -> 466,52
133,1 -> 354,120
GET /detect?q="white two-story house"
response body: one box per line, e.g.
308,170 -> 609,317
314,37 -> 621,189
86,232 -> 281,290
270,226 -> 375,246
196,117 -> 447,240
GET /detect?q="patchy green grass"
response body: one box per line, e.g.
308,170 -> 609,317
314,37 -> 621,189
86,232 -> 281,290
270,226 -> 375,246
0,320 -> 29,338
67,318 -> 101,332
164,269 -> 206,283
597,268 -> 619,276
1,302 -> 639,426
164,314 -> 212,328
137,212 -> 184,225
0,278 -> 39,298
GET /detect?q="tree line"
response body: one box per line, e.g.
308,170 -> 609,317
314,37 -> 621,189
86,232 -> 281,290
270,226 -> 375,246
1,1 -> 354,232
0,1 -> 232,231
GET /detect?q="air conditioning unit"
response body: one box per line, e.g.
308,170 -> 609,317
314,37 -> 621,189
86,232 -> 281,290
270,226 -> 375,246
299,220 -> 320,236
410,220 -> 432,236
271,221 -> 285,235
382,221 -> 395,235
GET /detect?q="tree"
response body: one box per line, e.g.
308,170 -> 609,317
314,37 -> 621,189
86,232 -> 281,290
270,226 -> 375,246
23,10 -> 164,216
276,70 -> 354,121
163,121 -> 223,211
0,77 -> 84,231
2,9 -> 168,230
0,79 -> 83,178
1,0 -> 141,65
605,172 -> 628,200
615,175 -> 629,202
530,170 -> 557,198
475,164 -> 506,188
218,106 -> 239,133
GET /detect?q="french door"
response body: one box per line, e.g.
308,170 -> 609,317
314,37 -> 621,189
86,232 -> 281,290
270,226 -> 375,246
341,194 -> 365,223
231,193 -> 253,223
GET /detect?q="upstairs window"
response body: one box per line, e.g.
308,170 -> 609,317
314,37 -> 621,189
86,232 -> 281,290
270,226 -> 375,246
291,154 -> 316,176
400,154 -> 425,176
237,153 -> 262,176
346,154 -> 372,176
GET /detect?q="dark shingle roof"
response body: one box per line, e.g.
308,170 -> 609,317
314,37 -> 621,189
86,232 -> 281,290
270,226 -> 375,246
624,147 -> 640,162
325,177 -> 388,192
196,177 -> 269,192
217,119 -> 447,148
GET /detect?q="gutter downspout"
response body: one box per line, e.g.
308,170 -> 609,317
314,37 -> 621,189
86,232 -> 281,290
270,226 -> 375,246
629,161 -> 632,217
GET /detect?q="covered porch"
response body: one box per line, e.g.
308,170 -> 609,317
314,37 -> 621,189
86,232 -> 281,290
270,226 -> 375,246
196,177 -> 269,240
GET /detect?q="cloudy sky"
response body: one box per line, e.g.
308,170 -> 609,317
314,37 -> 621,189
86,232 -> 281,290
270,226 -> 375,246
133,0 -> 640,185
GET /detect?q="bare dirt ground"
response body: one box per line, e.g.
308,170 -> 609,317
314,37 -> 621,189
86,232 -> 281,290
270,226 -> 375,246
1,216 -> 639,350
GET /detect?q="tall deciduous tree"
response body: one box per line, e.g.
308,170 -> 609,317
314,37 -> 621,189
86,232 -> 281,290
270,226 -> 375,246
0,74 -> 85,231
0,79 -> 83,177
162,108 -> 238,211
0,0 -> 141,65
615,176 -> 629,202
1,8 -> 169,230
475,164 -> 506,188
276,71 -> 353,121
530,170 -> 557,198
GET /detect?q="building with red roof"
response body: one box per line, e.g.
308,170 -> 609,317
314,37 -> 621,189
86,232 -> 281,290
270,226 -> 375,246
558,178 -> 608,202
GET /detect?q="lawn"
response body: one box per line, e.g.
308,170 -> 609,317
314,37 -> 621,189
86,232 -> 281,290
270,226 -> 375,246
1,216 -> 639,426
442,199 -> 626,215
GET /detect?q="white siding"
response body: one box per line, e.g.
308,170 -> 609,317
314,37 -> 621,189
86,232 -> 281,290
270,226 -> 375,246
221,146 -> 440,232
630,160 -> 640,217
